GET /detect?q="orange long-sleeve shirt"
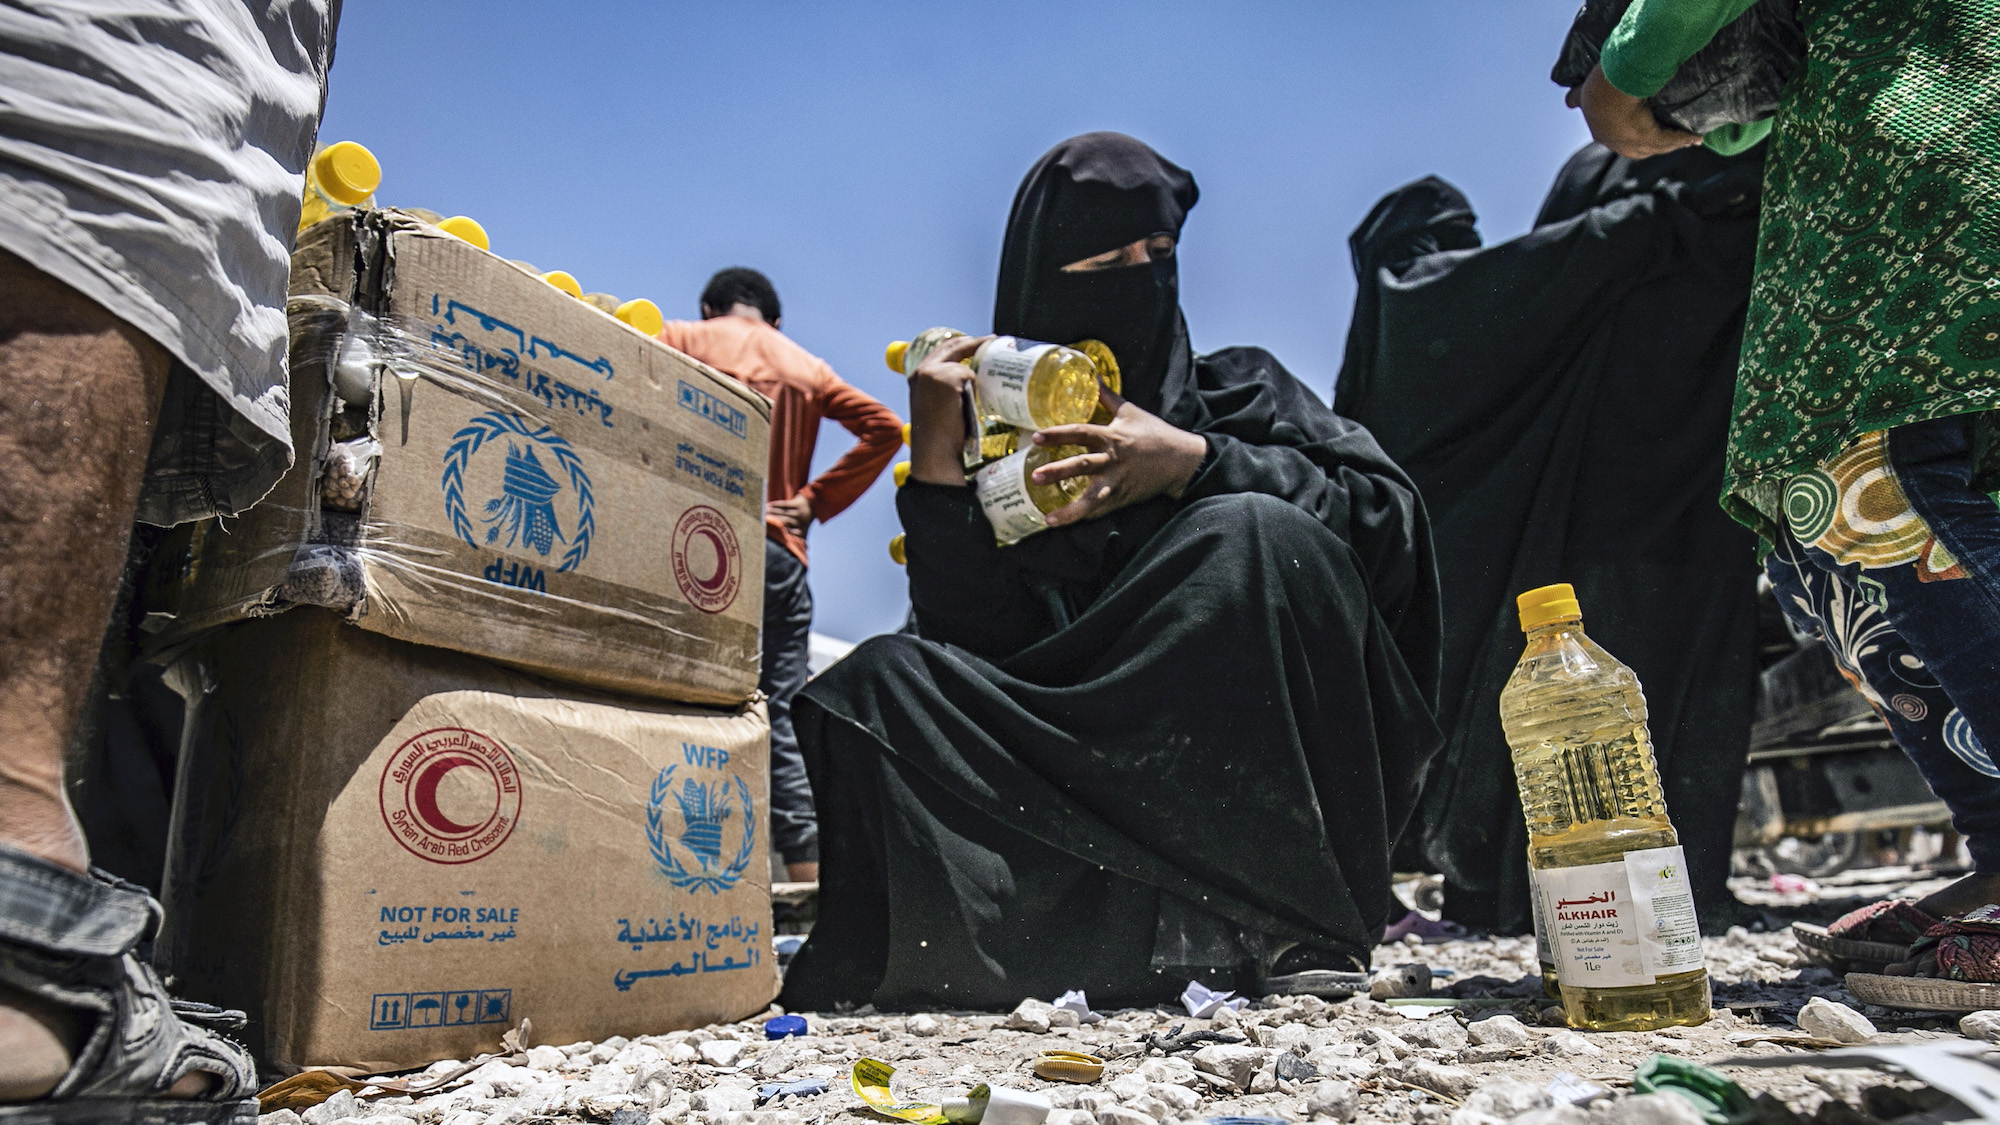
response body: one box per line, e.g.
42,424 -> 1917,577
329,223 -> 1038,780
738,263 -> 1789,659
658,316 -> 903,566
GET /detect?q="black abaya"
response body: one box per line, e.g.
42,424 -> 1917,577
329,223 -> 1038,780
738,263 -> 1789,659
781,134 -> 1442,1010
1333,144 -> 1765,933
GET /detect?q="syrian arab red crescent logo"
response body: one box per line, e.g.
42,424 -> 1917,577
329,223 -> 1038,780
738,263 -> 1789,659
671,505 -> 741,614
379,728 -> 522,865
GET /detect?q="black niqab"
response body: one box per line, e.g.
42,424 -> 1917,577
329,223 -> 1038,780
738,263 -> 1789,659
993,132 -> 1198,412
1335,144 -> 1764,930
780,135 -> 1443,1011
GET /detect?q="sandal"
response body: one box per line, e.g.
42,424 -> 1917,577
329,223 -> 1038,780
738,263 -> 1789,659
1257,943 -> 1373,998
0,843 -> 256,1123
1792,899 -> 1936,971
1847,904 -> 2000,1012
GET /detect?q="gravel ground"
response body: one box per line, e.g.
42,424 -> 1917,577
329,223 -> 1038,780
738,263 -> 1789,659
260,870 -> 1994,1125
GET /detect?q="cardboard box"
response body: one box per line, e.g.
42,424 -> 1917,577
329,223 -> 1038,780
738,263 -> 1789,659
159,610 -> 776,1070
145,209 -> 770,707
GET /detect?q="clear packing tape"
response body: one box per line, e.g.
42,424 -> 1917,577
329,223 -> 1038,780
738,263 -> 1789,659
144,277 -> 762,708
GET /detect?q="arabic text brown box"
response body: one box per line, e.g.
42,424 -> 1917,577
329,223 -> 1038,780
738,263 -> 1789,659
159,610 -> 775,1070
145,209 -> 770,708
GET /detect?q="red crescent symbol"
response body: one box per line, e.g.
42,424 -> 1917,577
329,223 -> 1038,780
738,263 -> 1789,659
411,753 -> 491,836
691,527 -> 731,591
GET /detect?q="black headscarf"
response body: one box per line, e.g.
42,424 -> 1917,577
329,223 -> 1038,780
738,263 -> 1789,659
993,132 -> 1199,413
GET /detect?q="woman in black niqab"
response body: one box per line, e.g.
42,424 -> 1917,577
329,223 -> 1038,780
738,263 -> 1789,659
1334,143 -> 1765,933
779,133 -> 1443,1011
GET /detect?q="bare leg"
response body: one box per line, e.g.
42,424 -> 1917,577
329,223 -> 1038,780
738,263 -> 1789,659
0,249 -> 169,1099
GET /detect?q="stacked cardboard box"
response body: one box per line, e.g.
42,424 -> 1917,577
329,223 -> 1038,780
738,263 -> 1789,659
154,211 -> 779,1069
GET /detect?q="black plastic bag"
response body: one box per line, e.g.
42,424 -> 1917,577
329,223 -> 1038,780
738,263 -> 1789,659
1551,0 -> 1805,136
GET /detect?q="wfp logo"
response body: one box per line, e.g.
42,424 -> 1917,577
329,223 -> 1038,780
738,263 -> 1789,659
647,766 -> 755,894
442,412 -> 596,572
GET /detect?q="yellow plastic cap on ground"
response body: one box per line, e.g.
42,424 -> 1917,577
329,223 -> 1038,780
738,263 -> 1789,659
616,298 -> 664,336
437,215 -> 489,250
541,270 -> 582,299
1517,583 -> 1582,631
885,340 -> 909,374
893,461 -> 911,487
888,534 -> 907,565
313,141 -> 381,205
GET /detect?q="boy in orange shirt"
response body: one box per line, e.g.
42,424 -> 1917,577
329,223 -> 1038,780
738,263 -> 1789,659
658,269 -> 902,881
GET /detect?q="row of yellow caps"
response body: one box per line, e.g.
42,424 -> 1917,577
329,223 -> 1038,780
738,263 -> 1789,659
311,142 -> 665,337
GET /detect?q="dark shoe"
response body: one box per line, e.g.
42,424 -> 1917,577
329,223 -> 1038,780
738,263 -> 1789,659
0,844 -> 256,1124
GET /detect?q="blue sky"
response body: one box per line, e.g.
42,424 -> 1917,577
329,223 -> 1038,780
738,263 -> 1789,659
319,2 -> 1593,642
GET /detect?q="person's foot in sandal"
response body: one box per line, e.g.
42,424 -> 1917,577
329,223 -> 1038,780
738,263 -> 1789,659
0,843 -> 257,1122
1880,903 -> 2000,980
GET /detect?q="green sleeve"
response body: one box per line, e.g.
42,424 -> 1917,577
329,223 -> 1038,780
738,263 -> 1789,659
1600,0 -> 1762,97
1703,118 -> 1773,154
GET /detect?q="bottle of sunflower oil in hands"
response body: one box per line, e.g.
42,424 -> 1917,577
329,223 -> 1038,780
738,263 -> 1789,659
1500,584 -> 1709,1031
974,444 -> 1091,545
886,329 -> 1101,431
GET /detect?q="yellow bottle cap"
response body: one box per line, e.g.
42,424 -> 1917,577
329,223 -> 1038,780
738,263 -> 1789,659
437,215 -> 489,250
542,270 -> 582,299
893,461 -> 911,487
888,534 -> 907,565
616,298 -> 665,336
900,422 -> 911,446
1517,583 -> 1582,631
885,340 -> 909,374
313,141 -> 381,205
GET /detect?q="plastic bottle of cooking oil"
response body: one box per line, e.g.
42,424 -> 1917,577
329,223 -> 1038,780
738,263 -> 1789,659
886,329 -> 1101,431
1499,584 -> 1709,1031
299,141 -> 381,231
974,444 -> 1090,545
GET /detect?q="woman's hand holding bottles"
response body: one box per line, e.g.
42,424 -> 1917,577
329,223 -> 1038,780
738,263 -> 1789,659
1028,388 -> 1208,527
906,334 -> 989,488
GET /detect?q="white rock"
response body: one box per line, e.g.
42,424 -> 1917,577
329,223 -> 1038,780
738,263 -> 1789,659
1211,1005 -> 1242,1029
690,1087 -> 757,1113
589,1041 -> 620,1064
1466,1014 -> 1530,1049
1798,997 -> 1876,1043
907,1014 -> 941,1037
1403,1060 -> 1476,1099
1049,1008 -> 1083,1029
1135,1058 -> 1198,1087
259,1112 -> 304,1125
1447,1112 -> 1505,1125
1248,1058 -> 1280,1094
1401,1016 -> 1468,1051
1108,1074 -> 1150,1101
1048,1112 -> 1097,1125
698,1039 -> 750,1067
1598,1093 -> 1706,1125
1191,1043 -> 1272,1087
1009,998 -> 1055,1033
1961,1010 -> 2000,1041
1306,1079 -> 1360,1121
468,1062 -> 536,1097
668,1042 -> 700,1065
302,1091 -> 357,1125
1147,1083 -> 1200,1114
1253,1022 -> 1312,1052
1460,1078 -> 1550,1119
1357,1026 -> 1410,1054
1542,1031 -> 1604,1058
1096,1107 -> 1154,1125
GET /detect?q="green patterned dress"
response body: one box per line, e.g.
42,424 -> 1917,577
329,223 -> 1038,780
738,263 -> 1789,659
1604,0 -> 2000,547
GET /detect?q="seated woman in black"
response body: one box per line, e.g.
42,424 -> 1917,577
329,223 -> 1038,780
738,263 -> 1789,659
780,132 -> 1442,1010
